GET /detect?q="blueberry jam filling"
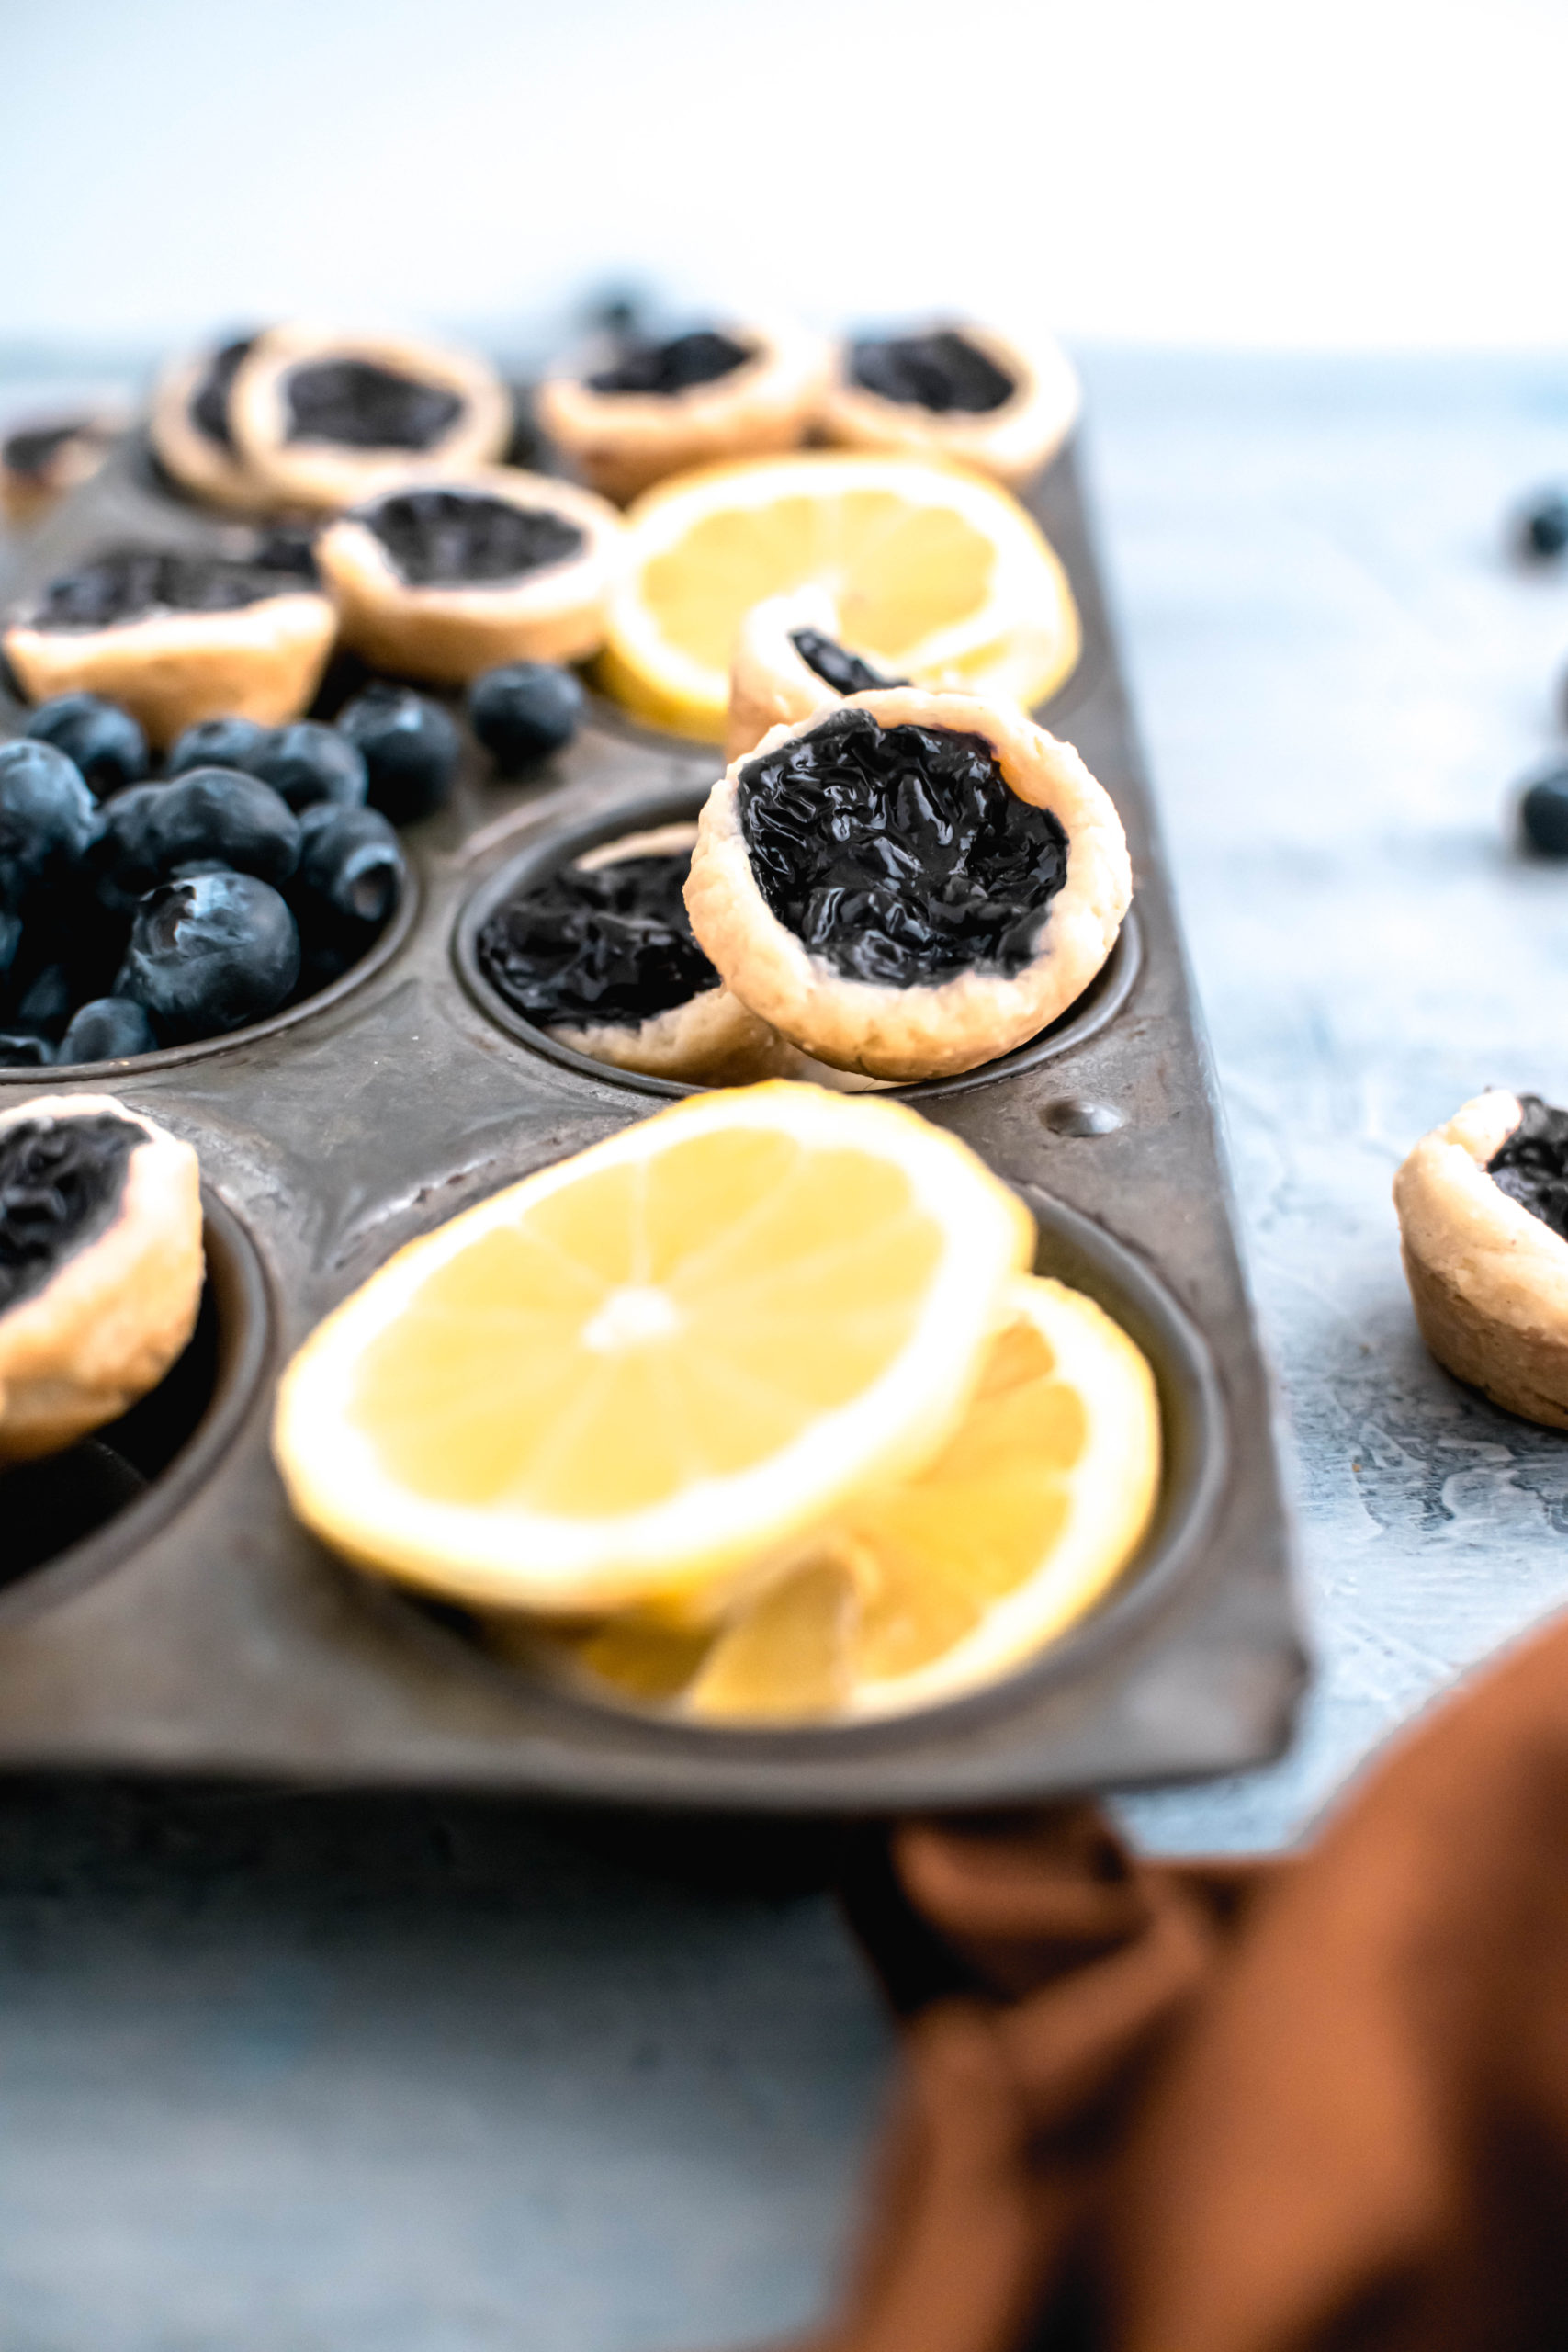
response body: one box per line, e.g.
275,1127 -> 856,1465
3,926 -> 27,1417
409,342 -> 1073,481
477,852 -> 716,1029
284,360 -> 463,451
190,335 -> 257,451
363,488 -> 584,587
3,421 -> 89,478
588,330 -> 753,397
849,331 -> 1015,416
1488,1096 -> 1568,1243
0,1114 -> 142,1315
739,707 -> 1067,987
28,548 -> 305,630
789,629 -> 909,696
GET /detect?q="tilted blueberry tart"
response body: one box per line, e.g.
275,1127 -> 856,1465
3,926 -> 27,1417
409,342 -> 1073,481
724,586 -> 910,765
151,330 -> 278,513
817,322 -> 1079,489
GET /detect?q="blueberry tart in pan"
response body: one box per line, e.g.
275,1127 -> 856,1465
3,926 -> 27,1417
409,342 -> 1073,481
685,690 -> 1131,1082
476,823 -> 788,1084
725,586 -> 909,764
1,408 -> 124,528
315,469 -> 623,683
150,331 -> 277,513
227,324 -> 511,514
0,1093 -> 203,1463
536,321 -> 829,504
1394,1089 -> 1568,1428
4,546 -> 337,749
818,322 -> 1080,489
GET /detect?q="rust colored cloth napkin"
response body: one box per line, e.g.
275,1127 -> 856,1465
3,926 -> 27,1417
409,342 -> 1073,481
793,1611 -> 1568,2352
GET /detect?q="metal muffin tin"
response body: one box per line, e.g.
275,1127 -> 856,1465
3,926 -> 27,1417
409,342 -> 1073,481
0,429 -> 1304,1809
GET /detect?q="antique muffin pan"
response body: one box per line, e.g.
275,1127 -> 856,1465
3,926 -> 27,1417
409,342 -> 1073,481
0,428 -> 1305,1810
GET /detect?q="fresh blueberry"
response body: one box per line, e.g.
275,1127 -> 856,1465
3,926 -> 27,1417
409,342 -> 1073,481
23,693 -> 148,799
165,715 -> 276,778
336,684 -> 459,824
58,995 -> 158,1063
116,872 -> 300,1041
90,783 -> 168,916
467,662 -> 584,772
0,911 -> 19,982
1517,492 -> 1568,561
254,720 -> 367,812
0,1033 -> 52,1068
0,740 -> 98,913
144,767 -> 299,888
291,803 -> 405,933
1521,767 -> 1568,856
12,962 -> 73,1044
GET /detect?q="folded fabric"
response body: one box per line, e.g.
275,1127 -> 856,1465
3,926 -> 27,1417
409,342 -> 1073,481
784,1608 -> 1568,2352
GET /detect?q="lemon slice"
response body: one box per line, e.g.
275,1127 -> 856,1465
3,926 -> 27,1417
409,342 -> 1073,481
539,1272 -> 1160,1721
597,452 -> 1080,741
272,1081 -> 1034,1615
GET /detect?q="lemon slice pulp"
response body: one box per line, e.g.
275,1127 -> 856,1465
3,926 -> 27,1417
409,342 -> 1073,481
597,453 -> 1080,741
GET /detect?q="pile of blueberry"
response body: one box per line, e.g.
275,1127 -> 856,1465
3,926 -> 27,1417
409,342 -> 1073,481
0,660 -> 584,1068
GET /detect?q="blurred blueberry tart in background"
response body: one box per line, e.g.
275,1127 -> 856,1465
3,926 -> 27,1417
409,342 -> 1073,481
226,324 -> 511,513
686,689 -> 1131,1081
1,407 -> 125,528
315,469 -> 623,682
1395,1090 -> 1568,1428
818,322 -> 1080,488
150,331 -> 277,513
0,1093 -> 203,1462
536,320 -> 829,503
3,543 -> 336,746
725,585 -> 909,763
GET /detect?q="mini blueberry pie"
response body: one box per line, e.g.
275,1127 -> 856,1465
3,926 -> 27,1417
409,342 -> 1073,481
1,408 -> 124,528
150,332 -> 277,513
475,822 -> 789,1084
536,321 -> 830,503
226,324 -> 511,514
3,544 -> 337,749
315,469 -> 624,683
724,585 -> 910,764
0,1093 -> 204,1463
1394,1090 -> 1568,1427
685,691 -> 1131,1081
817,322 -> 1080,489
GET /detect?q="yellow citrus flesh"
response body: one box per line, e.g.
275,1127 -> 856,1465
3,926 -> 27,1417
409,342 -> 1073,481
272,1082 -> 1034,1616
530,1273 -> 1161,1722
597,453 -> 1080,741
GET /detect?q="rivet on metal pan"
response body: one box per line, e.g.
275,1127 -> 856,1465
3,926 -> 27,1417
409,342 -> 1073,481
1041,1097 -> 1124,1136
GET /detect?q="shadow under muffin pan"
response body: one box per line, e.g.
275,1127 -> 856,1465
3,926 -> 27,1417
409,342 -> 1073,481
0,427 -> 1303,1812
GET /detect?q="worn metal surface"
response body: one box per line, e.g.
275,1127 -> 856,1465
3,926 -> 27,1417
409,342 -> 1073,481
0,427 -> 1303,1810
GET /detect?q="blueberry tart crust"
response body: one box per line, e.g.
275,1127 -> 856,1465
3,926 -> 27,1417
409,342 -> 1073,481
315,469 -> 624,683
476,823 -> 788,1084
228,324 -> 510,514
725,586 -> 910,765
818,322 -> 1080,489
537,321 -> 830,504
1394,1089 -> 1568,1428
0,1093 -> 204,1463
685,690 -> 1131,1082
150,333 -> 276,514
1,408 -> 124,528
3,548 -> 337,749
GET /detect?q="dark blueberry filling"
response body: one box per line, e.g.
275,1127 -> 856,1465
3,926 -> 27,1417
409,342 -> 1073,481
28,548 -> 303,630
3,421 -> 90,478
789,629 -> 909,696
0,1113 -> 142,1315
849,330 -> 1015,416
190,336 -> 258,452
285,360 -> 463,451
588,330 -> 753,397
1488,1095 -> 1568,1242
739,707 -> 1067,987
363,488 -> 584,588
477,851 -> 716,1029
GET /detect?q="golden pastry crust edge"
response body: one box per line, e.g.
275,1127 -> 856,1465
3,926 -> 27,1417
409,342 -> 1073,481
685,687 -> 1132,1081
725,585 -> 844,763
817,324 -> 1081,488
1393,1089 -> 1568,1426
551,985 -> 793,1085
0,1095 -> 205,1463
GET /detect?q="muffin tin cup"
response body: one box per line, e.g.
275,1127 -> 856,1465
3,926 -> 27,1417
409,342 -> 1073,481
0,427 -> 1304,1810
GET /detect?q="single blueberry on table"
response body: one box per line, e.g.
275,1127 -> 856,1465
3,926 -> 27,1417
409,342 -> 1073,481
336,684 -> 459,824
117,871 -> 300,1041
1517,492 -> 1568,562
58,995 -> 158,1064
23,693 -> 148,799
254,720 -> 367,812
468,662 -> 584,772
0,740 -> 98,914
292,803 -> 405,933
0,1033 -> 52,1068
165,714 -> 276,778
144,767 -> 300,888
1521,768 -> 1568,857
